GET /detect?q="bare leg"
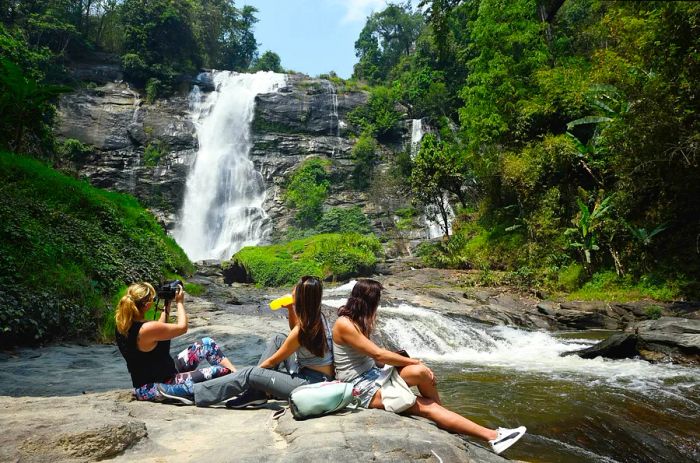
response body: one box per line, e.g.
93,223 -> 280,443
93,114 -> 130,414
219,357 -> 236,373
399,364 -> 441,404
369,390 -> 497,441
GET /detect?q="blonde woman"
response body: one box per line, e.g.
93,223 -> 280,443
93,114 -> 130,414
115,282 -> 236,404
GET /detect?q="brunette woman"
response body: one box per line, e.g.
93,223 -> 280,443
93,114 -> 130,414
193,275 -> 334,407
332,279 -> 526,455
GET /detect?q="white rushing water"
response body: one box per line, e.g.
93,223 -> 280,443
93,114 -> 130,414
410,119 -> 455,239
377,304 -> 700,389
174,71 -> 286,261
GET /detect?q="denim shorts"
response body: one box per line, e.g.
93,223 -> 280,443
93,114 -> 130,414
349,367 -> 382,408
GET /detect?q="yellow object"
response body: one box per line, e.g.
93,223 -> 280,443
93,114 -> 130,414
270,294 -> 294,310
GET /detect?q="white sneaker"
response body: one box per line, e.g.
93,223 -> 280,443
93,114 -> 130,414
489,426 -> 526,454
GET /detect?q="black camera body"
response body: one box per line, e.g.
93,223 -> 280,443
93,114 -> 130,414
156,279 -> 183,302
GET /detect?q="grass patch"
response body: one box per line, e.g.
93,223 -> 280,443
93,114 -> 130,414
567,271 -> 683,302
228,233 -> 382,286
0,152 -> 193,345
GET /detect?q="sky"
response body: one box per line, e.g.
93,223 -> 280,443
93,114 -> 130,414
242,0 -> 418,79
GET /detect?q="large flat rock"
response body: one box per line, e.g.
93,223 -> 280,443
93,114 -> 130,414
0,392 -> 505,463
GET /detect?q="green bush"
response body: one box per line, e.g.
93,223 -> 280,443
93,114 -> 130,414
567,271 -> 682,302
351,132 -> 378,189
56,138 -> 93,165
229,233 -> 382,286
644,305 -> 663,320
347,86 -> 401,139
145,78 -> 163,104
284,157 -> 331,227
315,207 -> 372,235
143,141 -> 166,167
557,263 -> 585,292
0,152 -> 192,345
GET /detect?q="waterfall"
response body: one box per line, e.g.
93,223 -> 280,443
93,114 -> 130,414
410,119 -> 455,239
325,80 -> 341,157
410,118 -> 423,157
174,71 -> 286,261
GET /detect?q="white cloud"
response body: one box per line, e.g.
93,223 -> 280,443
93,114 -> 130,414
337,0 -> 387,23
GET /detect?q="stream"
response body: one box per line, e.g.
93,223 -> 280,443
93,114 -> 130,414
360,302 -> 700,462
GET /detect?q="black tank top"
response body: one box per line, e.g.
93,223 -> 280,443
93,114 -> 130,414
116,321 -> 177,387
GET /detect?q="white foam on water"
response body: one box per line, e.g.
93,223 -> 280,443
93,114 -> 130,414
378,303 -> 700,390
322,298 -> 347,309
326,280 -> 357,294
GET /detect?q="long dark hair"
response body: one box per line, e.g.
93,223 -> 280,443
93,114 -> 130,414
337,279 -> 383,337
295,275 -> 326,356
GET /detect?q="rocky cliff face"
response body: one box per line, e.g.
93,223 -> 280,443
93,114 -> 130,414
56,82 -> 197,227
57,71 -> 412,240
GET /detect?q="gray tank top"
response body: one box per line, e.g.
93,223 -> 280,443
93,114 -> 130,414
333,320 -> 375,382
296,314 -> 334,368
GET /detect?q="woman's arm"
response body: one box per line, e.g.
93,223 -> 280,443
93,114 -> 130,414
285,303 -> 298,331
259,326 -> 301,369
139,287 -> 188,345
157,300 -> 169,323
334,317 -> 420,367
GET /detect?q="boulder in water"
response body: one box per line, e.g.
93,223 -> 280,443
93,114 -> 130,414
562,333 -> 640,359
563,317 -> 700,365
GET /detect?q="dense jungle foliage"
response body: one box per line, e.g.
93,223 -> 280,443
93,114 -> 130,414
347,0 -> 700,298
0,153 -> 193,345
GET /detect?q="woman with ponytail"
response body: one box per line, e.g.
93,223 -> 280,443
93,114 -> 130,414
115,282 -> 236,404
193,275 -> 334,407
332,279 -> 527,455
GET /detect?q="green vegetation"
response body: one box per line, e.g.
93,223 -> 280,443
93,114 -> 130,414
350,0 -> 699,298
351,132 -> 378,189
229,233 -> 382,287
284,157 -> 332,228
0,152 -> 192,345
347,86 -> 401,140
315,207 -> 373,235
251,50 -> 284,73
143,141 -> 166,167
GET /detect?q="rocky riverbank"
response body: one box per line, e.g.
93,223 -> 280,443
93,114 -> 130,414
2,264 -> 698,462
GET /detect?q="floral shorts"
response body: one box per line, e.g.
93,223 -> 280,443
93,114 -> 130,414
349,367 -> 382,408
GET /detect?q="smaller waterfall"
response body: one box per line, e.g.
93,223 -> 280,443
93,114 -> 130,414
410,118 -> 423,157
325,81 -> 341,157
410,119 -> 455,239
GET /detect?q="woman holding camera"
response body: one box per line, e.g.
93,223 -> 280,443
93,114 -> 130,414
193,275 -> 334,407
115,282 -> 236,404
332,279 -> 526,455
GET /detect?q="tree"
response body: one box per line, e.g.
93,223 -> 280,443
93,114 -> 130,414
410,134 -> 473,237
353,2 -> 424,84
217,4 -> 259,71
250,50 -> 282,72
0,57 -> 68,155
120,0 -> 202,86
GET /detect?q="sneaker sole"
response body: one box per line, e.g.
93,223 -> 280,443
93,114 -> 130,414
159,391 -> 194,405
490,427 -> 526,454
225,399 -> 268,409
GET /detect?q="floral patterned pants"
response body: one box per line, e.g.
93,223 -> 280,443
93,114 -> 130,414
134,337 -> 231,401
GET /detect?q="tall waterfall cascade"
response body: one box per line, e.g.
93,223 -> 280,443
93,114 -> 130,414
174,71 -> 286,261
410,119 -> 455,239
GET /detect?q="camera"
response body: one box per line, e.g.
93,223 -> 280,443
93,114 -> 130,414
156,279 -> 183,302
